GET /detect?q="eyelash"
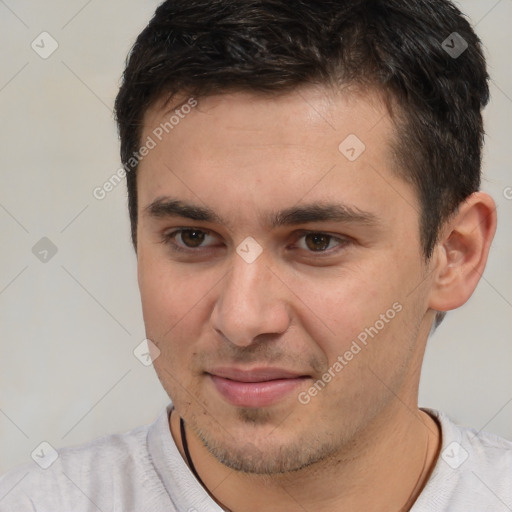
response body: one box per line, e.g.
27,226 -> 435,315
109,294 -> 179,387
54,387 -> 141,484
161,229 -> 219,253
161,228 -> 350,256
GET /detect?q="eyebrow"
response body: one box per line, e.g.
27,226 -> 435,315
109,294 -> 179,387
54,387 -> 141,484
269,203 -> 379,228
144,197 -> 379,228
144,198 -> 222,223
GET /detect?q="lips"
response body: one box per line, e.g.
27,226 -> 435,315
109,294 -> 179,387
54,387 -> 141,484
207,367 -> 310,408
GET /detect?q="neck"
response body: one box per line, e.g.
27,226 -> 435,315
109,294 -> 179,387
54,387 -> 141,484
170,404 -> 440,512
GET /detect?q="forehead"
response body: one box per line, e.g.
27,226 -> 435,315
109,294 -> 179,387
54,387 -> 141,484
137,86 -> 418,231
142,85 -> 394,151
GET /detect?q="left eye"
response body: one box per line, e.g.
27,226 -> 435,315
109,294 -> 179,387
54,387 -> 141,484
295,233 -> 343,252
165,229 -> 218,249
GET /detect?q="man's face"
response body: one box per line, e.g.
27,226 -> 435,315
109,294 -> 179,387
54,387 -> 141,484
136,87 -> 436,473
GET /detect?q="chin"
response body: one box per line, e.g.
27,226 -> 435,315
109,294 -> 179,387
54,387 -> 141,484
196,420 -> 337,475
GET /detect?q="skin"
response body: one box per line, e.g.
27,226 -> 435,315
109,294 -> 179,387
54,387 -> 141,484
136,86 -> 496,511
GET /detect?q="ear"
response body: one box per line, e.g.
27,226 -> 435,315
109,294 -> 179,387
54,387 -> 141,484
428,192 -> 497,312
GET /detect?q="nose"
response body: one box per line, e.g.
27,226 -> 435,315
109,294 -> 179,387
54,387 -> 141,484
210,252 -> 291,347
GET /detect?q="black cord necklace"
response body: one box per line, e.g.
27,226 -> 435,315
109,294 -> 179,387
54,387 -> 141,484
179,416 -> 234,512
179,416 -> 207,487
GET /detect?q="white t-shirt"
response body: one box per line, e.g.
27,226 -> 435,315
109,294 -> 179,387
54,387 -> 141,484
0,405 -> 510,511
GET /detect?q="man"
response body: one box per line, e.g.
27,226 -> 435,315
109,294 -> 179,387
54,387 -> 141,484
1,0 -> 510,510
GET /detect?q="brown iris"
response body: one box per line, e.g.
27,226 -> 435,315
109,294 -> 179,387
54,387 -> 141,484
180,229 -> 206,247
304,233 -> 331,251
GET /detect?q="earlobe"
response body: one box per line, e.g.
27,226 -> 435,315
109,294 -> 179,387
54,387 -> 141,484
428,192 -> 497,313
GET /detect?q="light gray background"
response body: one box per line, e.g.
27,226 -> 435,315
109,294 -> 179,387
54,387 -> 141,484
0,0 -> 511,474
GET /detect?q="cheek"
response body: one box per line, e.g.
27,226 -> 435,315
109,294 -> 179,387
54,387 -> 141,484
137,250 -> 220,345
286,266 -> 386,359
137,254 -> 214,398
292,258 -> 420,393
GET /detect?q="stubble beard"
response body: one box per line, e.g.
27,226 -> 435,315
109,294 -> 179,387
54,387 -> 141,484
192,406 -> 348,475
